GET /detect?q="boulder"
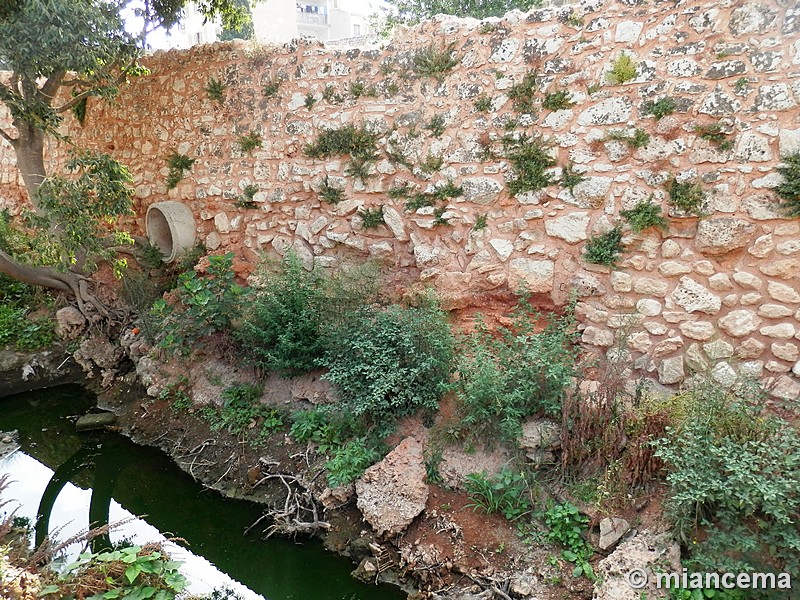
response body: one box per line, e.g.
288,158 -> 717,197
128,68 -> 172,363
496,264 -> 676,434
55,307 -> 87,341
594,530 -> 681,600
356,437 -> 428,536
599,517 -> 631,550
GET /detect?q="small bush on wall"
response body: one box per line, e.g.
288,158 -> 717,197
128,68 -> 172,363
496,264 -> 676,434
583,227 -> 625,267
776,152 -> 800,217
503,134 -> 557,195
667,177 -> 706,216
607,54 -> 637,84
621,199 -> 668,232
412,43 -> 458,81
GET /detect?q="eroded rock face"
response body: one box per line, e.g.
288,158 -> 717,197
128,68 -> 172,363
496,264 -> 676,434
595,530 -> 681,600
356,437 -> 428,537
55,307 -> 87,341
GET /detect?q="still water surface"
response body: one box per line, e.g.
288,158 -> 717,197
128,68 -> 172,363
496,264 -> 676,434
0,385 -> 406,600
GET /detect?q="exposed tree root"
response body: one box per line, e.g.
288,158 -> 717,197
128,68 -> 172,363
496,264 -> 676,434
0,248 -> 124,325
248,459 -> 330,538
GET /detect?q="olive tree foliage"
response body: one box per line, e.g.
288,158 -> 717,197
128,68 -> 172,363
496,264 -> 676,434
0,0 -> 245,319
374,0 -> 543,33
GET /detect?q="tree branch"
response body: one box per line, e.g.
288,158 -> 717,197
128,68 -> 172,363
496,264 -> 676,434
55,62 -> 132,114
38,71 -> 66,104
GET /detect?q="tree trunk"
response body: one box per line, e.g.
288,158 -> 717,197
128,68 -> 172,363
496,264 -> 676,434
11,124 -> 46,205
0,248 -> 113,320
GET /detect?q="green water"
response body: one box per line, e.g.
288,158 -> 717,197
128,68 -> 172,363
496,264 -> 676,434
0,385 -> 406,600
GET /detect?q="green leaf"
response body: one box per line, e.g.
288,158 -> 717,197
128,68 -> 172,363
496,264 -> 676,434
125,564 -> 142,583
38,585 -> 61,596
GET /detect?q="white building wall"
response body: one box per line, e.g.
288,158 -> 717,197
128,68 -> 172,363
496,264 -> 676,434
252,0 -> 300,44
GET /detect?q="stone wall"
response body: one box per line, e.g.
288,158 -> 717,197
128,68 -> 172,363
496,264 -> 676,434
1,0 -> 799,399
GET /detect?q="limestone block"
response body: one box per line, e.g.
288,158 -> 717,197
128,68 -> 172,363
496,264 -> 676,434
544,212 -> 590,244
771,342 -> 799,362
633,277 -> 669,297
670,277 -> 721,314
732,271 -> 763,290
767,281 -> 800,303
658,356 -> 685,385
703,339 -> 734,360
708,273 -> 733,291
760,323 -> 796,339
758,304 -> 794,318
695,218 -> 755,255
735,338 -> 766,360
509,258 -> 554,293
679,321 -> 715,341
718,309 -> 762,337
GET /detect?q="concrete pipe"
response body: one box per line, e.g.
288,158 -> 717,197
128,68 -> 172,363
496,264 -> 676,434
145,201 -> 197,263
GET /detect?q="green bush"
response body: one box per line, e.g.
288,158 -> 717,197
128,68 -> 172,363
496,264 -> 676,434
776,151 -> 800,217
641,96 -> 676,120
201,383 -> 285,445
606,128 -> 650,149
583,227 -> 624,267
457,298 -> 578,441
465,468 -> 531,520
654,382 -> 800,581
425,113 -> 446,138
236,131 -> 262,154
289,407 -> 385,487
151,252 -> 246,354
321,300 -> 454,426
507,71 -> 538,113
357,205 -> 384,229
607,54 -> 637,84
319,176 -> 345,204
0,304 -> 55,351
412,43 -> 458,81
667,178 -> 706,216
560,161 -> 585,194
541,501 -> 594,579
504,134 -> 557,195
165,151 -> 195,190
620,199 -> 668,232
304,124 -> 379,161
206,77 -> 225,102
694,122 -> 733,151
238,252 -> 327,375
542,90 -> 575,111
40,545 -> 187,600
474,95 -> 492,112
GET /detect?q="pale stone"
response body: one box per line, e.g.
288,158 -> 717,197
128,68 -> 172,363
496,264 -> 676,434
599,517 -> 631,550
775,222 -> 800,236
462,177 -> 503,205
694,260 -> 715,276
748,233 -> 774,257
686,343 -> 710,372
627,331 -> 652,353
570,272 -> 607,297
652,337 -> 684,359
658,356 -> 685,385
711,362 -> 738,388
671,277 -> 721,314
765,361 -> 791,373
740,361 -> 764,378
758,304 -> 794,318
214,212 -> 230,233
544,212 -> 590,244
644,322 -> 669,335
582,326 -> 615,347
509,258 -> 555,293
489,238 -> 514,261
610,271 -> 633,293
663,312 -> 695,324
695,218 -> 756,256
658,261 -> 692,277
636,299 -> 662,316
382,206 -> 408,241
772,342 -> 799,362
776,240 -> 800,255
607,314 -> 645,329
206,231 -> 222,250
722,294 -> 738,307
679,321 -> 715,341
732,271 -> 762,290
368,241 -> 394,258
767,281 -> 800,303
759,258 -> 800,279
761,323 -> 796,339
708,273 -> 733,291
704,339 -> 734,360
615,20 -> 643,42
413,243 -> 442,268
736,338 -> 766,360
719,310 -> 762,337
769,375 -> 800,400
633,277 -> 669,297
661,239 -> 681,258
741,293 -> 763,305
577,98 -> 632,126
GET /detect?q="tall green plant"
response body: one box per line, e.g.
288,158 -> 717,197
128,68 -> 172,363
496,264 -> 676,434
457,298 -> 578,441
322,299 -> 454,426
654,384 -> 800,581
151,252 -> 246,354
776,151 -> 800,217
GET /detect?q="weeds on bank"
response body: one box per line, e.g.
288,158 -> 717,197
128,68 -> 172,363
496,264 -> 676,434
465,469 -> 532,520
200,383 -> 285,445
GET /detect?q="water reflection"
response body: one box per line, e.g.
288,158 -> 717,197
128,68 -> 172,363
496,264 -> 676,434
2,451 -> 262,599
0,386 -> 406,600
